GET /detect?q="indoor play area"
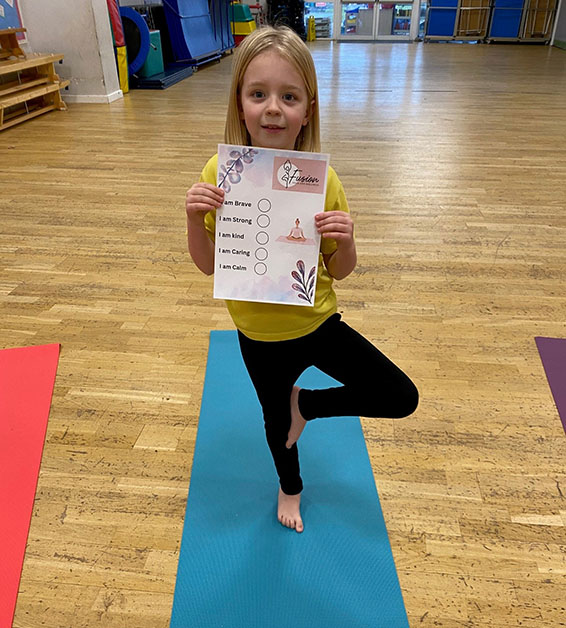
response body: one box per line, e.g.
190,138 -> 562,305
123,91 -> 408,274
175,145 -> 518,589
1,1 -> 566,627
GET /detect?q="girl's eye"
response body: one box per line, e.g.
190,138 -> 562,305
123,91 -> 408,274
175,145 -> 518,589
252,91 -> 264,99
283,93 -> 296,102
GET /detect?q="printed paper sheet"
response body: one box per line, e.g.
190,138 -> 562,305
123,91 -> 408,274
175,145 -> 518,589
213,144 -> 329,306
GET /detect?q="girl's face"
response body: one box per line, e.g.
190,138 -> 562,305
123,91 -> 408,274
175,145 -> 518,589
239,50 -> 312,151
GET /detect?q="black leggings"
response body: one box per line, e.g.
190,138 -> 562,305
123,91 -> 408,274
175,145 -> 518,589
237,314 -> 419,496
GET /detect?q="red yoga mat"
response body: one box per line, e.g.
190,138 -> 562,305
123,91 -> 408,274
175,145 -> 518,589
0,343 -> 60,627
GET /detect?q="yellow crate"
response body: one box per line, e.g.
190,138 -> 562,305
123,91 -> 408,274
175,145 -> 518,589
231,20 -> 257,35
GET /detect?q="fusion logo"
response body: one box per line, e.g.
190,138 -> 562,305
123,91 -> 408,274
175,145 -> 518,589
272,157 -> 327,194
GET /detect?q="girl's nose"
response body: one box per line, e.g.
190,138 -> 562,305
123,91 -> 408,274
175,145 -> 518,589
265,96 -> 281,115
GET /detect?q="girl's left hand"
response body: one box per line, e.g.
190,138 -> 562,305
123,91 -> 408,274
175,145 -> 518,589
315,211 -> 354,246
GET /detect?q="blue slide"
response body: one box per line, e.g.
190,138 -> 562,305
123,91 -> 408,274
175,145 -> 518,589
163,0 -> 221,65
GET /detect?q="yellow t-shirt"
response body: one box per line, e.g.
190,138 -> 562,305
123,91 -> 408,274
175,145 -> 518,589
198,154 -> 350,341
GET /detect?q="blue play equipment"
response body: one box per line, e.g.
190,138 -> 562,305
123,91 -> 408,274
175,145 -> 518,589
163,0 -> 222,66
487,0 -> 525,39
119,5 -> 195,89
425,0 -> 459,38
119,7 -> 151,74
209,0 -> 235,53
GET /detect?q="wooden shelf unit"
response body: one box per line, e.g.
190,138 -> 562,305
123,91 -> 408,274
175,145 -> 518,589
0,27 -> 26,60
0,29 -> 69,132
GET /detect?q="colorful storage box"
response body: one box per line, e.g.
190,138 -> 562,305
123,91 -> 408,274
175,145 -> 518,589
139,30 -> 164,78
231,20 -> 257,35
229,3 -> 253,21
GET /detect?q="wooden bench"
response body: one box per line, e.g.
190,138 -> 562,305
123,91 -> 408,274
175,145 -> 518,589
0,29 -> 69,131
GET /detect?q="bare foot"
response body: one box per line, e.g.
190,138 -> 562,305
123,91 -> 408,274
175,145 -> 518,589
278,488 -> 304,533
286,386 -> 307,449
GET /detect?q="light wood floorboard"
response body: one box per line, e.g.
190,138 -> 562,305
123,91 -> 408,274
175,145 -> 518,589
2,42 -> 566,627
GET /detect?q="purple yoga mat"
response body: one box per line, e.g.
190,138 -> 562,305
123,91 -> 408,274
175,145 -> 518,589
535,337 -> 566,434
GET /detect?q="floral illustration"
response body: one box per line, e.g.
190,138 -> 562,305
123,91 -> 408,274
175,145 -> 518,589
291,260 -> 316,304
218,148 -> 258,193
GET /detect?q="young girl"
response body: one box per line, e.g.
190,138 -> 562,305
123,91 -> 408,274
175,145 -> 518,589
186,26 -> 418,533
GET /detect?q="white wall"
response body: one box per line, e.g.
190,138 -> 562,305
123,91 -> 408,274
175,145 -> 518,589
19,0 -> 122,103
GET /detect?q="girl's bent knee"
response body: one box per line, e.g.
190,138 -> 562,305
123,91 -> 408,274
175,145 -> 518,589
393,382 -> 419,419
406,383 -> 420,417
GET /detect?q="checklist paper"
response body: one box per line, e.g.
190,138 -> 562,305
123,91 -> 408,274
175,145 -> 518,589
213,144 -> 329,306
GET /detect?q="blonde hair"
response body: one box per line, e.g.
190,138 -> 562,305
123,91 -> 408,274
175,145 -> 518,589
224,26 -> 321,153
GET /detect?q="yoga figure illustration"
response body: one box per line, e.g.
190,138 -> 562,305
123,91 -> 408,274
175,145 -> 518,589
287,218 -> 306,242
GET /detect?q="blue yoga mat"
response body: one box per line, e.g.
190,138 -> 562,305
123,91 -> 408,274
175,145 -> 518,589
170,331 -> 408,628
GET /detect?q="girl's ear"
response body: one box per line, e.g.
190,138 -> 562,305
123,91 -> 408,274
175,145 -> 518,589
303,98 -> 315,126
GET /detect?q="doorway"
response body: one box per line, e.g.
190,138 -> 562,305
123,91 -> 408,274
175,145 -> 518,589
304,1 -> 421,40
338,1 -> 420,40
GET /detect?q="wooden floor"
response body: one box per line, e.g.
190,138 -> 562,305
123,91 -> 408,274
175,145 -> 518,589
2,41 -> 566,627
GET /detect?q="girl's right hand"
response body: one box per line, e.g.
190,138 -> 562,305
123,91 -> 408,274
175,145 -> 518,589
186,183 -> 225,222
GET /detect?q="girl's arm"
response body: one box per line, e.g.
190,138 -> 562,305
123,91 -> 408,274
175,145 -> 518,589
316,211 -> 357,280
186,183 -> 224,276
